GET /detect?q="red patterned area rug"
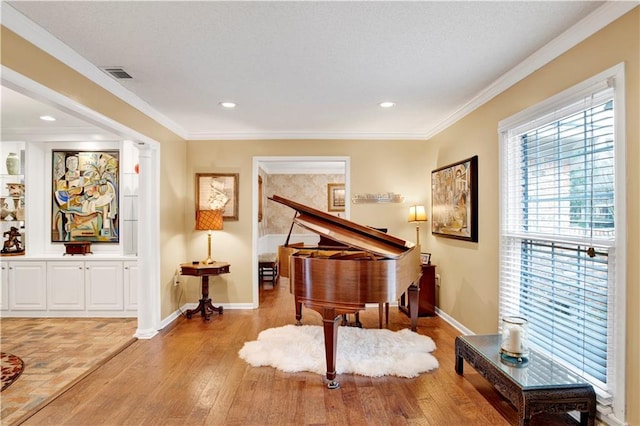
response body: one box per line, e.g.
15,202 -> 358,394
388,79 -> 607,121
1,352 -> 24,391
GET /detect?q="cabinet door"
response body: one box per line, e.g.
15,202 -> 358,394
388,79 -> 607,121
9,261 -> 47,310
123,261 -> 138,311
85,261 -> 123,310
47,261 -> 85,310
1,263 -> 8,310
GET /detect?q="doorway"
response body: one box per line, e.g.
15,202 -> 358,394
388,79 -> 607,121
252,156 -> 350,307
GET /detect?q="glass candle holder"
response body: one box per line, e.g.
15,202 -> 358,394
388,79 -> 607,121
500,316 -> 529,359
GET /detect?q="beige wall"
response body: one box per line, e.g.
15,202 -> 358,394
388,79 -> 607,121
3,6 -> 638,423
0,27 -> 189,320
427,8 -> 639,423
185,139 -> 430,304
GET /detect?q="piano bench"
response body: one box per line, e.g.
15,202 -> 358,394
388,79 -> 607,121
258,253 -> 278,283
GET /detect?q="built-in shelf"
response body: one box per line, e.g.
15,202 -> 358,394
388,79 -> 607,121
352,193 -> 405,204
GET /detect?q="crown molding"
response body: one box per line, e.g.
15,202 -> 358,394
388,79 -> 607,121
186,130 -> 429,141
424,1 -> 638,140
3,1 -> 636,141
1,2 -> 188,140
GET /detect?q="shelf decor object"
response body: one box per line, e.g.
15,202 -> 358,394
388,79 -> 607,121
431,155 -> 478,242
5,152 -> 20,175
351,193 -> 405,204
63,241 -> 92,255
1,225 -> 24,256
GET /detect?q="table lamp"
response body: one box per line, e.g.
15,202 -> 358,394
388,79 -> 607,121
195,209 -> 224,264
408,205 -> 428,246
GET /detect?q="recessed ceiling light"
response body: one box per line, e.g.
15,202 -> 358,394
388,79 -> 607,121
39,115 -> 56,121
378,101 -> 396,108
219,102 -> 237,108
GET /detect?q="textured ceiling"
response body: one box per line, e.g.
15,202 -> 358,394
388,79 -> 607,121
2,1 -> 613,140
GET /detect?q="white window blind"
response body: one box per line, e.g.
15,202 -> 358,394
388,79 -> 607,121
499,83 -> 616,397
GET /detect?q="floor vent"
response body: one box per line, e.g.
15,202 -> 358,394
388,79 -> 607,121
101,67 -> 133,79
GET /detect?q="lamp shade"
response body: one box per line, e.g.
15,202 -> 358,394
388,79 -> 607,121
408,205 -> 428,223
195,209 -> 224,230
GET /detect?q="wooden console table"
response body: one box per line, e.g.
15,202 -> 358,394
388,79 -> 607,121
180,261 -> 230,320
455,334 -> 596,425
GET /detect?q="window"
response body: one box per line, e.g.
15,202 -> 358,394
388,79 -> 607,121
499,64 -> 626,423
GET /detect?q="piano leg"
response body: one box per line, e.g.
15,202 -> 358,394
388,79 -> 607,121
408,284 -> 419,332
322,309 -> 341,389
295,301 -> 303,325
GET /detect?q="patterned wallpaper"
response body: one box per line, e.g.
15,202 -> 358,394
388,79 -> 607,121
259,172 -> 345,236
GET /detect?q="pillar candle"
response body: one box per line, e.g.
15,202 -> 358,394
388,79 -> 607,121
509,328 -> 522,353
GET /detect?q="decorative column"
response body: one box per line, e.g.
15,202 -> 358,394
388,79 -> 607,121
134,142 -> 160,339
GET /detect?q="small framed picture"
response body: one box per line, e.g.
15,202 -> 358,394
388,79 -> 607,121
421,253 -> 431,265
327,183 -> 346,212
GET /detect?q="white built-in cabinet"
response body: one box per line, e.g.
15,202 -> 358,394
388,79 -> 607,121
0,263 -> 7,310
47,261 -> 85,310
5,261 -> 47,311
1,259 -> 136,317
123,261 -> 139,311
85,261 -> 123,311
0,140 -> 140,318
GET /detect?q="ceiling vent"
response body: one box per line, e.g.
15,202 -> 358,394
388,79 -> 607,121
101,67 -> 133,79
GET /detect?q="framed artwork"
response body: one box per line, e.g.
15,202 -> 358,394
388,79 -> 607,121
51,150 -> 120,243
421,253 -> 431,265
431,155 -> 478,242
327,183 -> 346,212
196,173 -> 239,220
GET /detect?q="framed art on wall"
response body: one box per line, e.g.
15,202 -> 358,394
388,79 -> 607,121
196,173 -> 239,220
51,150 -> 120,243
327,183 -> 345,212
431,155 -> 478,242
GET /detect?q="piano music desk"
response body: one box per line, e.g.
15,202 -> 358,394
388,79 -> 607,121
180,262 -> 231,320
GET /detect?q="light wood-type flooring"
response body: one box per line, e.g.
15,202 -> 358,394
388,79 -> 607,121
0,317 -> 137,425
5,280 -> 579,425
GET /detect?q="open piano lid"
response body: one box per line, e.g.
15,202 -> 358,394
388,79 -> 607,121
269,195 -> 415,259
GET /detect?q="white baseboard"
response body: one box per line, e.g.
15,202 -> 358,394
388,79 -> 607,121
159,302 -> 258,330
435,307 -> 474,335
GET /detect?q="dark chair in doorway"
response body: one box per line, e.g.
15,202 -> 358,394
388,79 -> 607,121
258,253 -> 278,284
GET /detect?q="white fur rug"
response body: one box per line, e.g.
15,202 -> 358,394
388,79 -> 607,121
238,324 -> 439,378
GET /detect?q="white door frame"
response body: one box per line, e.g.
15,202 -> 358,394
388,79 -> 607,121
252,156 -> 350,307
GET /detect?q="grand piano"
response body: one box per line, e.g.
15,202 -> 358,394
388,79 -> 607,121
270,195 -> 422,389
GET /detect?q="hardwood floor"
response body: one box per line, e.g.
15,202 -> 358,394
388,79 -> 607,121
16,280 -> 579,425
